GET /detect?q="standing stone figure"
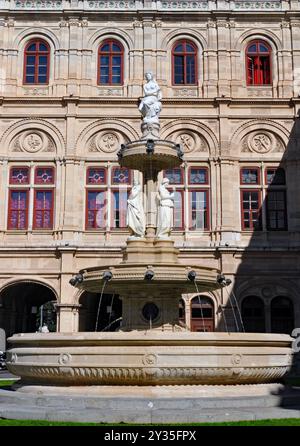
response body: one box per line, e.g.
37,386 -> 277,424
156,178 -> 175,239
126,179 -> 145,238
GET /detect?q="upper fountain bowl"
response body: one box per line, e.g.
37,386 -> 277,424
117,139 -> 184,172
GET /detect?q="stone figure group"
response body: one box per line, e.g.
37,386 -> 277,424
126,178 -> 175,240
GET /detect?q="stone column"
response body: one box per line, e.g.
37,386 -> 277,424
143,168 -> 159,238
216,19 -> 231,97
56,304 -> 81,332
56,248 -> 79,332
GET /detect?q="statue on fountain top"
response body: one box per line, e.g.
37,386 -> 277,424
156,178 -> 175,239
126,179 -> 146,239
139,72 -> 162,139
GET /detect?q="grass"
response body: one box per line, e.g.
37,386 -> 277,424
0,419 -> 300,426
0,380 -> 17,387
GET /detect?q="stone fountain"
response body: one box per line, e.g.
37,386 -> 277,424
5,73 -> 293,392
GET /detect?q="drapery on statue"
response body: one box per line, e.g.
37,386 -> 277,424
156,178 -> 175,239
126,179 -> 146,238
139,72 -> 162,125
139,72 -> 162,139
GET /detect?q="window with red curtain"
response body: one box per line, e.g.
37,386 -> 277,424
33,167 -> 55,229
246,40 -> 271,86
98,39 -> 124,85
8,190 -> 29,230
172,40 -> 197,85
23,39 -> 50,85
33,190 -> 54,229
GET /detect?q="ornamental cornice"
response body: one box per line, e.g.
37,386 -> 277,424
2,0 -> 293,13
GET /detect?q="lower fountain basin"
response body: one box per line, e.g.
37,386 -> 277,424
6,332 -> 293,386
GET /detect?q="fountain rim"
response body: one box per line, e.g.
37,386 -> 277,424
6,331 -> 293,348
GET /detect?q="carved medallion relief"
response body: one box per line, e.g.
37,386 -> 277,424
89,131 -> 125,153
11,130 -> 55,153
242,131 -> 284,154
170,131 -> 208,154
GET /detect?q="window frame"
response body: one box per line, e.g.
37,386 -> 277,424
97,39 -> 124,86
7,188 -> 29,230
86,167 -> 107,185
110,188 -> 129,229
172,39 -> 198,86
265,189 -> 287,231
23,38 -> 50,85
189,188 -> 210,231
34,166 -> 55,185
85,188 -> 107,230
32,188 -> 54,230
264,167 -> 286,186
9,166 -> 30,185
111,166 -> 131,185
240,167 -> 260,186
245,39 -> 272,87
188,166 -> 209,186
240,188 -> 262,231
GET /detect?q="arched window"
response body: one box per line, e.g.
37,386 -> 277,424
172,40 -> 197,85
23,39 -> 50,85
242,296 -> 265,332
271,296 -> 294,334
191,296 -> 214,332
246,40 -> 272,85
98,39 -> 124,85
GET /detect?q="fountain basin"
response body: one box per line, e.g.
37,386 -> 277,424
6,332 -> 293,386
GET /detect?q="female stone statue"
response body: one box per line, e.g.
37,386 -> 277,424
126,179 -> 145,238
139,72 -> 162,124
156,178 -> 175,239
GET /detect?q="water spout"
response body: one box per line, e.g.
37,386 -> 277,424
95,271 -> 113,332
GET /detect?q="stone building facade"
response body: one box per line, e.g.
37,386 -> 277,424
0,0 -> 299,338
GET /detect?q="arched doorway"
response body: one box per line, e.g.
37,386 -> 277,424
0,282 -> 57,337
242,296 -> 266,332
79,291 -> 122,332
190,296 -> 214,332
271,296 -> 294,334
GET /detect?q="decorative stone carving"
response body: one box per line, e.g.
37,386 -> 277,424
98,88 -> 122,96
247,131 -> 275,154
21,131 -> 45,153
142,354 -> 157,366
248,89 -> 272,98
96,132 -> 119,153
87,0 -> 136,9
231,354 -> 242,366
233,1 -> 281,10
174,89 -> 197,97
171,131 -> 207,153
23,87 -> 48,96
89,131 -> 121,153
177,133 -> 196,153
58,353 -> 72,365
160,1 -> 208,10
11,130 -> 56,154
15,0 -> 63,8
